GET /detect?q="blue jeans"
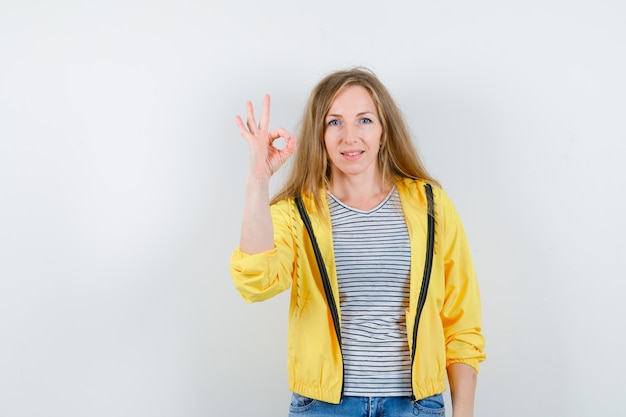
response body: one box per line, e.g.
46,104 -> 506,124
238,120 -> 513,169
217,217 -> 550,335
288,393 -> 445,416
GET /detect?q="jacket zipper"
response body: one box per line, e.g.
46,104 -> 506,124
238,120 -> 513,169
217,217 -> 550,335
410,183 -> 436,400
295,196 -> 344,396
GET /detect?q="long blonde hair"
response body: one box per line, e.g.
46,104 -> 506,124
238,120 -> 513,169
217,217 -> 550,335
272,68 -> 438,208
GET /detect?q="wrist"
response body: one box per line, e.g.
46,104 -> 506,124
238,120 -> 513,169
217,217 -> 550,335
246,173 -> 271,187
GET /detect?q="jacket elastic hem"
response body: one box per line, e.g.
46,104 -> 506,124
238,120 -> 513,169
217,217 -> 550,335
289,379 -> 343,404
412,375 -> 448,401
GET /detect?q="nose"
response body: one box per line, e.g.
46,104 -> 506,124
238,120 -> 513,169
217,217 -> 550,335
343,123 -> 358,144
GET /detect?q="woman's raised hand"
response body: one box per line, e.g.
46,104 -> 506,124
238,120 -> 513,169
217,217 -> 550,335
235,94 -> 297,181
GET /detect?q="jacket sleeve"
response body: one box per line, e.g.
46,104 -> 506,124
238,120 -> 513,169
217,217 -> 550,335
229,200 -> 296,303
438,190 -> 487,371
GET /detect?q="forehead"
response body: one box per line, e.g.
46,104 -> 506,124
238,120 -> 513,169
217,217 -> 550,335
327,84 -> 376,113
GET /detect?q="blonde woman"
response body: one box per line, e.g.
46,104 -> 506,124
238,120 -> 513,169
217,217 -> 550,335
231,68 -> 486,417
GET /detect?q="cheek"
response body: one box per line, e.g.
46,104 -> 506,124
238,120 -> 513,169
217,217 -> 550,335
374,130 -> 383,146
323,133 -> 337,151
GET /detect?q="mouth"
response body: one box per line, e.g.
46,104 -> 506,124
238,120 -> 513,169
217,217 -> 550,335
342,151 -> 364,157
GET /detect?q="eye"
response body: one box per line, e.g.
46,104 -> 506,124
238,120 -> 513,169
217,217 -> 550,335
327,119 -> 340,127
360,118 -> 373,124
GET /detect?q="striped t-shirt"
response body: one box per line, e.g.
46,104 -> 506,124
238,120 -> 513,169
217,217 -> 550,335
328,187 -> 412,397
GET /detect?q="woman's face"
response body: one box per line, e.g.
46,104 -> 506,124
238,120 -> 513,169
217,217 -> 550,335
323,85 -> 383,181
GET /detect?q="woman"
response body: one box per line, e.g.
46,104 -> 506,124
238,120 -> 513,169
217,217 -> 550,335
230,68 -> 486,417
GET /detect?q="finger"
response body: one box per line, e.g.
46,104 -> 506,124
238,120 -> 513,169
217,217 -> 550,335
270,128 -> 297,158
282,134 -> 297,155
245,100 -> 257,133
235,115 -> 248,136
275,135 -> 297,166
259,94 -> 270,131
270,127 -> 292,141
284,134 -> 297,151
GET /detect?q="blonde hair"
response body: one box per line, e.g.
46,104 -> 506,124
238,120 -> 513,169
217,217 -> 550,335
272,68 -> 438,208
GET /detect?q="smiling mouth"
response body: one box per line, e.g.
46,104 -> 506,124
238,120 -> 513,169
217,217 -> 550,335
342,151 -> 364,156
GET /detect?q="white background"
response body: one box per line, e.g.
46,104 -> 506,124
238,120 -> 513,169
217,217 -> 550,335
1,1 -> 625,416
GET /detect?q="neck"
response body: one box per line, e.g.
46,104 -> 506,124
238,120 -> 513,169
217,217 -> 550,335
329,171 -> 392,211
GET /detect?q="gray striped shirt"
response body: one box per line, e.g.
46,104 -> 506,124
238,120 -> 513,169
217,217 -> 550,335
328,187 -> 412,397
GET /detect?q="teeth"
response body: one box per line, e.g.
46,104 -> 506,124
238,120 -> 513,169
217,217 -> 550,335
345,151 -> 361,156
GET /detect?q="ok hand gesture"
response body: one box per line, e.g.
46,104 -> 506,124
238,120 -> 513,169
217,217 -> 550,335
235,94 -> 297,181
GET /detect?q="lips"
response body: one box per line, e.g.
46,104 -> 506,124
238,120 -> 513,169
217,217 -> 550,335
342,151 -> 364,156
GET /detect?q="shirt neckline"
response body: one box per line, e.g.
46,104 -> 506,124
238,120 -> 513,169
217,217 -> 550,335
327,186 -> 396,214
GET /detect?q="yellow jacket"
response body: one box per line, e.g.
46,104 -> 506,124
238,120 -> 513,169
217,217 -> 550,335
230,178 -> 486,404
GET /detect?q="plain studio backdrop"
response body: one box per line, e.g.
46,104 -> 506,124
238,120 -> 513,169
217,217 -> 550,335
1,1 -> 625,416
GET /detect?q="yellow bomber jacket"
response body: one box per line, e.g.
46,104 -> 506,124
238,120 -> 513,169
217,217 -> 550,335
230,178 -> 486,404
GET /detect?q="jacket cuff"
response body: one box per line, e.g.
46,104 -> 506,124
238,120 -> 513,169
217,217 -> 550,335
446,355 -> 486,373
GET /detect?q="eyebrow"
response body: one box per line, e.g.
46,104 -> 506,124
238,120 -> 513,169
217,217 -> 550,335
326,111 -> 375,118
